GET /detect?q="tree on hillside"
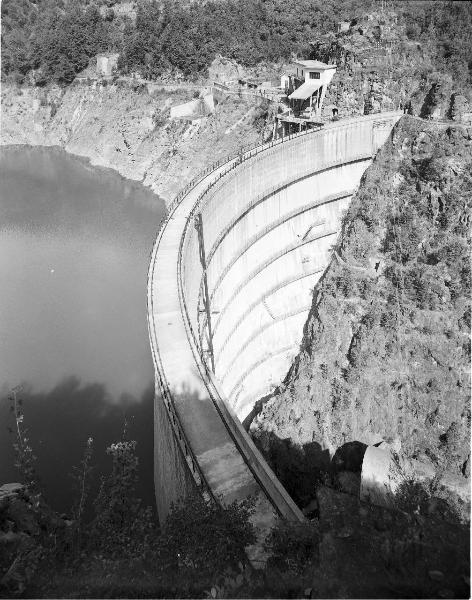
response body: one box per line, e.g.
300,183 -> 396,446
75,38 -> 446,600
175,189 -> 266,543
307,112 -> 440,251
3,0 -> 472,86
32,3 -> 108,83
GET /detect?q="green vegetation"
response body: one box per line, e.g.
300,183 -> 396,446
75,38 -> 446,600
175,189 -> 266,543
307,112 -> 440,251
118,0 -> 364,78
1,391 -> 256,598
1,0 -> 365,84
400,0 -> 472,87
1,0 -> 111,84
2,384 -> 470,598
264,519 -> 319,575
4,0 -> 471,87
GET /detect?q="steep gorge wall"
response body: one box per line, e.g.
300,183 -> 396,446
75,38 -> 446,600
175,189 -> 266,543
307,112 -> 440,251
250,117 -> 471,491
1,82 -> 271,204
150,114 -> 400,528
314,11 -> 472,123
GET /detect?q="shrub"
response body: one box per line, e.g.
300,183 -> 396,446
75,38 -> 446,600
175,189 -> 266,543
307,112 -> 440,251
159,493 -> 256,576
152,108 -> 167,128
69,437 -> 94,556
264,519 -> 319,574
393,479 -> 431,515
7,387 -> 40,493
89,440 -> 158,561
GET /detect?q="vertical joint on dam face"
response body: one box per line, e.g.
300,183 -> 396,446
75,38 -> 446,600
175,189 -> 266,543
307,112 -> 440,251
148,112 -> 402,528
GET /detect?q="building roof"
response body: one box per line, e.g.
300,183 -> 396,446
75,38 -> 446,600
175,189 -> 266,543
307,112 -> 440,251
289,80 -> 323,100
293,59 -> 336,70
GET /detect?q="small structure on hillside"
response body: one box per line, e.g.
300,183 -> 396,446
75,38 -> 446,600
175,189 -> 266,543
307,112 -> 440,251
287,60 -> 337,117
170,94 -> 215,122
274,59 -> 337,138
337,21 -> 351,33
96,53 -> 119,78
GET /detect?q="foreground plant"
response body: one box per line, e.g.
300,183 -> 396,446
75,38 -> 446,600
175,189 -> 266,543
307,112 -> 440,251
69,437 -> 94,556
160,493 -> 256,577
90,439 -> 157,562
8,386 -> 40,494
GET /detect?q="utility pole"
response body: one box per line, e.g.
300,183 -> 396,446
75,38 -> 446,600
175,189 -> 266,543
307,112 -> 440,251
194,213 -> 215,373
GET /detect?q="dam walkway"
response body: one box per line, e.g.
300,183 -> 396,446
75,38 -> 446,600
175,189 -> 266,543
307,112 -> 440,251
147,112 -> 402,559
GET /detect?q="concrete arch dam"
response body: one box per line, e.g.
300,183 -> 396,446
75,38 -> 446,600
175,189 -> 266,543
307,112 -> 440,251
147,112 -> 401,551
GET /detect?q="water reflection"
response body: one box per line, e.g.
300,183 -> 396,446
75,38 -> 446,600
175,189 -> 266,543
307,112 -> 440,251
0,145 -> 166,511
0,145 -> 166,400
0,379 -> 155,514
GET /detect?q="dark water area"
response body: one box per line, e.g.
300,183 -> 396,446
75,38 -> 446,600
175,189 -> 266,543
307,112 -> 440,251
0,145 -> 166,513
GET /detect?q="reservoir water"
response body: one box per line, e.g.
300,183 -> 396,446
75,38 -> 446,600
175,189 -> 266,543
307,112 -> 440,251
0,145 -> 166,509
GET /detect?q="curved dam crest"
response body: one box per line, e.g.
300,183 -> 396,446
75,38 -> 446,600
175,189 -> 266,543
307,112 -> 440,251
148,112 -> 401,557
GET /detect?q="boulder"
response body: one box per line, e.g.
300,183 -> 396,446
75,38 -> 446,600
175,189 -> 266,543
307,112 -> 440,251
332,441 -> 367,473
461,455 -> 470,478
440,473 -> 470,502
208,55 -> 245,84
449,93 -> 471,123
0,483 -> 25,510
360,445 -> 435,508
420,81 -> 451,119
6,497 -> 40,536
0,483 -> 24,495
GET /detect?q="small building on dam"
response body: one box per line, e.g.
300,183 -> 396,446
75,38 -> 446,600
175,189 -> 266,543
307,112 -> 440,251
147,111 -> 402,559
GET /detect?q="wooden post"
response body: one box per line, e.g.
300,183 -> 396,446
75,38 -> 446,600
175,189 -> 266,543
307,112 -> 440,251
195,213 -> 215,372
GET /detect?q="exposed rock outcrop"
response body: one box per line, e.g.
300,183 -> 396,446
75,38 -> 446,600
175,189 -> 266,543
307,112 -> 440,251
1,80 -> 273,206
250,117 -> 471,510
312,11 -> 472,122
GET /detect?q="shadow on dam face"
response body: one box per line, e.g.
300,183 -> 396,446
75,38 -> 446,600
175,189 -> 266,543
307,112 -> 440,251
148,113 -> 402,539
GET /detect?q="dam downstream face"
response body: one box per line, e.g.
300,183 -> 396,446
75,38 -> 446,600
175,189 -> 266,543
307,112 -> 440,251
203,160 -> 370,419
150,114 -> 401,527
180,116 -> 401,422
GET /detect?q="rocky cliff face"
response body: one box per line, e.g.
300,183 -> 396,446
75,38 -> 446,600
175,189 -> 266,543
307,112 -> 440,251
315,11 -> 472,122
1,80 -> 273,205
250,117 -> 471,496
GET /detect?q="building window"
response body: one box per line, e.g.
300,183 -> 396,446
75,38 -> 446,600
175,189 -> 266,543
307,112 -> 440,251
310,71 -> 320,79
302,70 -> 304,76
